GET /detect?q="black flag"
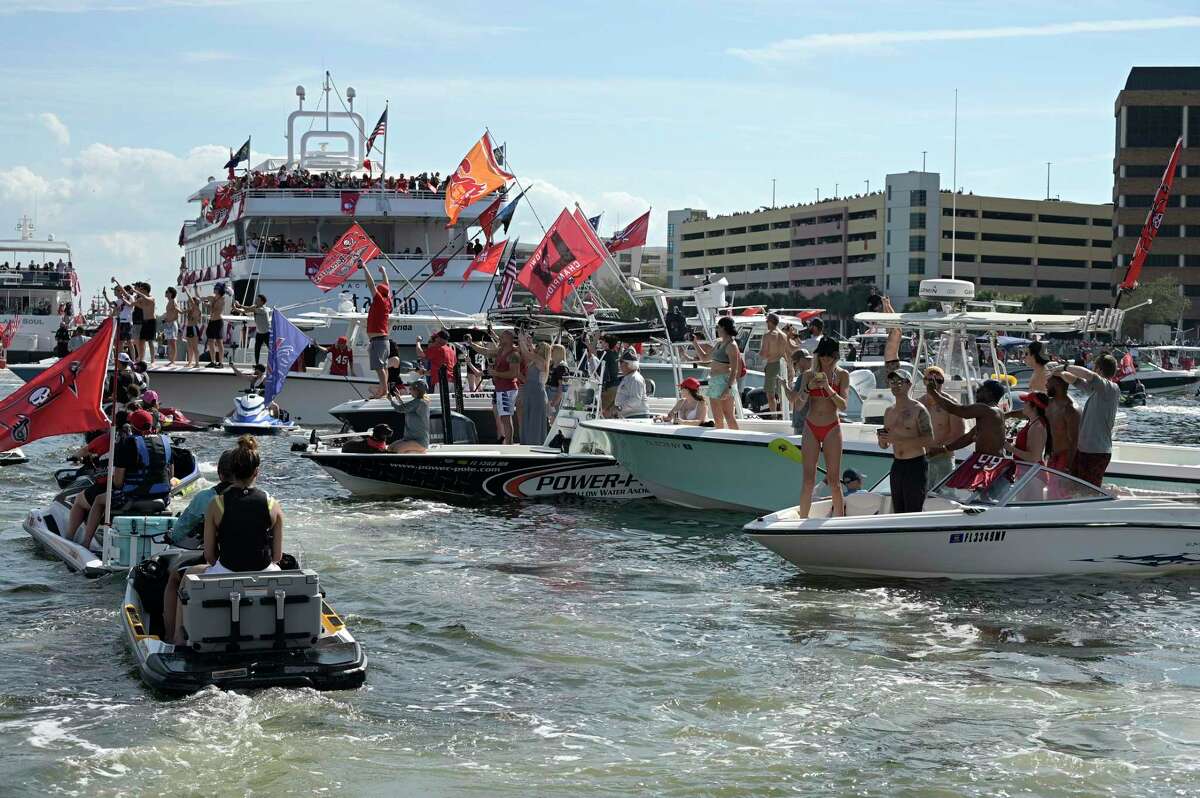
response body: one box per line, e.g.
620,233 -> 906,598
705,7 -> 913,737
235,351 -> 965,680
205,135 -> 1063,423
224,137 -> 250,170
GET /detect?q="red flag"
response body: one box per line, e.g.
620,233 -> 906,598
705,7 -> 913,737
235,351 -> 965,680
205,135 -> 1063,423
462,239 -> 507,282
304,257 -> 323,279
572,208 -> 611,263
1120,136 -> 1183,292
0,317 -> 114,451
1117,352 -> 1137,380
606,209 -> 650,253
309,223 -> 381,292
431,257 -> 450,277
476,195 -> 503,243
517,210 -> 605,312
340,191 -> 361,216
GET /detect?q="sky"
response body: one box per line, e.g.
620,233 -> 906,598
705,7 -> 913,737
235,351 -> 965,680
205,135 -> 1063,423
0,0 -> 1197,293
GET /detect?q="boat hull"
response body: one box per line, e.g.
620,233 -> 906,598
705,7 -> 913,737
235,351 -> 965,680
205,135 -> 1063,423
305,448 -> 651,501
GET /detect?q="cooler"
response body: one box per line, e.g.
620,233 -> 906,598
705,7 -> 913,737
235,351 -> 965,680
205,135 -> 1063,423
180,570 -> 322,653
102,516 -> 176,569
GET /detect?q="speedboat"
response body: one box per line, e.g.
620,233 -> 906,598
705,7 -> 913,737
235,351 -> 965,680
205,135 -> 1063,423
122,552 -> 367,693
23,445 -> 202,576
222,393 -> 296,435
745,460 -> 1200,580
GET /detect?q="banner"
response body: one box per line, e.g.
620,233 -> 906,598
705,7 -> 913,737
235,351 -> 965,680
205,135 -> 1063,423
444,132 -> 514,227
263,309 -> 313,405
0,317 -> 113,451
517,210 -> 605,312
462,239 -> 508,282
1120,136 -> 1183,292
607,209 -> 650,253
476,195 -> 503,243
340,191 -> 361,216
309,223 -> 382,292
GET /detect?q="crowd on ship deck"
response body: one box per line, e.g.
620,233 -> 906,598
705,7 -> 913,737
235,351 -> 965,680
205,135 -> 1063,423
232,167 -> 448,193
0,259 -> 75,273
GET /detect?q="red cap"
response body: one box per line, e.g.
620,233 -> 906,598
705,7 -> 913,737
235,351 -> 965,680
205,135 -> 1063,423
679,377 -> 702,391
336,336 -> 348,345
1019,392 -> 1047,410
128,409 -> 154,432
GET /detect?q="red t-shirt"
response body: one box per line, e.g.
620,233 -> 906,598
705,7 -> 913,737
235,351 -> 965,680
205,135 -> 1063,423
329,344 -> 353,376
87,432 -> 111,456
426,342 -> 457,386
366,284 -> 392,338
492,348 -> 518,391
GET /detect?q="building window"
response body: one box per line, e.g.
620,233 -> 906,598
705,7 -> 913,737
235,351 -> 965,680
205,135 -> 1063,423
1090,282 -> 1111,290
909,235 -> 926,251
1091,260 -> 1113,269
981,232 -> 1033,243
1038,236 -> 1088,247
980,276 -> 1033,287
909,257 -> 926,275
1143,254 -> 1179,268
910,189 -> 927,206
910,212 -> 927,229
1191,107 -> 1200,148
886,230 -> 891,245
941,253 -> 977,262
1037,279 -> 1086,289
1092,218 -> 1111,227
1124,194 -> 1182,208
982,210 -> 1033,222
1090,239 -> 1112,247
942,230 -> 975,240
1039,214 -> 1089,226
886,207 -> 892,223
682,232 -> 704,241
1038,257 -> 1087,268
748,223 -> 769,232
1125,105 -> 1183,148
980,254 -> 1032,265
705,229 -> 724,238
1124,164 -> 1181,178
907,280 -> 923,295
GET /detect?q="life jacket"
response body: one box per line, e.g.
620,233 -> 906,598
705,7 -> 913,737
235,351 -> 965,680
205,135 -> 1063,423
366,436 -> 388,452
121,434 -> 173,498
214,486 -> 275,571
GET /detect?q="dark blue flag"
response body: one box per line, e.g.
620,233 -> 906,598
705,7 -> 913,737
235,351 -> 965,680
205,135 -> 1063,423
224,137 -> 250,170
263,308 -> 312,405
494,186 -> 527,234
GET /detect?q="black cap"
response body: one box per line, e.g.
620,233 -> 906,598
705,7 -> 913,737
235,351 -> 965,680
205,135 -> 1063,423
840,468 -> 863,485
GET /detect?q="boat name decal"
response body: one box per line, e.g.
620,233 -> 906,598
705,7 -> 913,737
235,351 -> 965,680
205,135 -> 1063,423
948,530 -> 1007,544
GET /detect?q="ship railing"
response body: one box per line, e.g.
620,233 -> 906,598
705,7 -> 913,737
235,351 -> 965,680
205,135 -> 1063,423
0,270 -> 73,288
238,251 -> 471,261
243,188 -> 447,201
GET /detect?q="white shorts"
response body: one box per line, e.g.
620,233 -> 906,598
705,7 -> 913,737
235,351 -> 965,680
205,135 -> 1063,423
162,320 -> 179,341
494,389 -> 518,417
206,560 -> 282,575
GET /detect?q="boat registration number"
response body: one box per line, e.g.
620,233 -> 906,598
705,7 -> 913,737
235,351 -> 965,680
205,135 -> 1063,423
949,530 -> 1007,544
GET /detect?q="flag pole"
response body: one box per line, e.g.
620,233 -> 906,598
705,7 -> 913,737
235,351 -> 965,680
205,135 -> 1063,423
102,315 -> 118,529
380,101 -> 389,193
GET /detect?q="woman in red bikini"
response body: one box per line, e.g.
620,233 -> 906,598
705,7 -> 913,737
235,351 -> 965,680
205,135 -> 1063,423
1006,391 -> 1051,464
798,336 -> 849,518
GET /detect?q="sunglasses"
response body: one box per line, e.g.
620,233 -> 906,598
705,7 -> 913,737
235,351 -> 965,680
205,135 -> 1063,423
926,376 -> 944,384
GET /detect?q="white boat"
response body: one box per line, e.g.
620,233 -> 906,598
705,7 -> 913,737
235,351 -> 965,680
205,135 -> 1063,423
581,278 -> 1200,511
745,461 -> 1200,580
179,74 -> 502,342
0,217 -> 83,363
0,448 -> 27,466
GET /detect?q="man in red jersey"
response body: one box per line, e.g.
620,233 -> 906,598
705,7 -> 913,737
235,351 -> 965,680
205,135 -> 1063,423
362,265 -> 392,398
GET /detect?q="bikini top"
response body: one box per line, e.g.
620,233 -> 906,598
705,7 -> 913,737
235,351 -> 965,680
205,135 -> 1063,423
806,373 -> 842,398
711,341 -> 731,364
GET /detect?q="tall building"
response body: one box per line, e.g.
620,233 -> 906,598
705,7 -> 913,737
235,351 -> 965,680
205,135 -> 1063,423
1113,66 -> 1200,332
671,172 -> 1114,311
666,208 -> 707,288
613,245 -> 668,284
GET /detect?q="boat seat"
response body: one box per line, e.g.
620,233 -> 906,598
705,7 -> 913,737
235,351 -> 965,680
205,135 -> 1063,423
115,498 -> 170,515
844,492 -> 889,517
180,570 -> 323,654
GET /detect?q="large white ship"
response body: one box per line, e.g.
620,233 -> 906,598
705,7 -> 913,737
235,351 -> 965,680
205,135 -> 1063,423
178,74 -> 502,345
0,215 -> 81,363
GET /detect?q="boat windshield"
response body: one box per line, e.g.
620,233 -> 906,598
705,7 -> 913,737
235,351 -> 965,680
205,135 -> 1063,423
929,461 -> 1112,506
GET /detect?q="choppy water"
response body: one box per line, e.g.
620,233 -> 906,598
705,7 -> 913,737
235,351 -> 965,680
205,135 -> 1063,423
2,370 -> 1200,797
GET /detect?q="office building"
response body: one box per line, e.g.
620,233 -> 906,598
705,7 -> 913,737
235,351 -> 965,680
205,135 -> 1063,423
1113,66 -> 1200,332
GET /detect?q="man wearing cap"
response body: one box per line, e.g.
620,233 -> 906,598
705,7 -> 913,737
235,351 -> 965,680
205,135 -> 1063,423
840,469 -> 864,495
927,378 -> 1010,492
417,330 -> 457,389
759,313 -> 789,416
362,265 -> 392,398
878,369 -> 935,513
66,409 -> 175,549
327,336 -> 354,377
615,350 -> 650,418
918,365 -> 965,489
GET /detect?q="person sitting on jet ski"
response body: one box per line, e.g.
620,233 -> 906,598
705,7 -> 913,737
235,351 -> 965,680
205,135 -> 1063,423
66,410 -> 175,549
168,435 -> 284,644
1128,379 -> 1147,403
160,449 -> 233,641
230,362 -> 284,419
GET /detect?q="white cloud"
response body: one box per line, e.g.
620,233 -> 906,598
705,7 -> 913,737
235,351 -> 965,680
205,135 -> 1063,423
729,16 -> 1200,63
511,178 -> 663,246
38,112 -> 70,146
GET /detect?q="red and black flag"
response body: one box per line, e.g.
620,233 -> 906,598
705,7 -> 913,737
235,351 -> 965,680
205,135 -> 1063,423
1119,136 -> 1183,294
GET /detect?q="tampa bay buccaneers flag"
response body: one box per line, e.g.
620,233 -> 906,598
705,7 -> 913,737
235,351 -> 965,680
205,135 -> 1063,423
310,223 -> 382,292
517,210 -> 605,312
462,239 -> 508,282
607,209 -> 650,254
1119,136 -> 1183,294
0,317 -> 114,451
444,132 -> 513,227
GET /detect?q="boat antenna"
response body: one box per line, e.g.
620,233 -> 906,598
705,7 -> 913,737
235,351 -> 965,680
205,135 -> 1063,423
950,88 -> 958,281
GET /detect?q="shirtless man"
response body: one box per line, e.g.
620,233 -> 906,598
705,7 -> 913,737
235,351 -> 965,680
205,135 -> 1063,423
127,282 -> 157,363
202,283 -> 227,368
926,378 -> 1008,458
162,287 -> 180,364
878,369 -> 935,513
759,312 -> 789,416
918,365 -> 965,489
1043,374 -> 1079,472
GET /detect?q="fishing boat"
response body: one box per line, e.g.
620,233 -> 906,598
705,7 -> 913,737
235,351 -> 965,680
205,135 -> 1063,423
745,461 -> 1200,580
582,278 -> 1200,511
0,216 -> 83,363
122,554 -> 367,693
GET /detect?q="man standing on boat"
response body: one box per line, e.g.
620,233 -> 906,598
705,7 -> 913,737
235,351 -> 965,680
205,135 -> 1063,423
877,369 -> 935,513
801,318 -> 824,354
417,330 -> 457,390
918,366 -> 965,489
759,313 -> 789,417
926,379 -> 1009,491
233,294 -> 272,365
1051,355 -> 1119,487
615,351 -> 650,418
490,330 -> 521,444
1044,375 -> 1079,472
362,265 -> 392,399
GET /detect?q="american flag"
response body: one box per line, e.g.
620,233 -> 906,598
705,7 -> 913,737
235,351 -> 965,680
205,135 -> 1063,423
497,238 -> 520,308
365,108 -> 388,155
68,270 -> 80,296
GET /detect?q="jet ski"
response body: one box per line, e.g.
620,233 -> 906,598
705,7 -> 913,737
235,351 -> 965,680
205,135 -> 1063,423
222,393 -> 296,435
23,445 -> 201,577
155,406 -> 205,432
0,448 -> 28,466
122,552 -> 367,693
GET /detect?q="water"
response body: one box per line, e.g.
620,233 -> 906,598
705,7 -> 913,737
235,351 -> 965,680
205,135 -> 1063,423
2,370 -> 1200,797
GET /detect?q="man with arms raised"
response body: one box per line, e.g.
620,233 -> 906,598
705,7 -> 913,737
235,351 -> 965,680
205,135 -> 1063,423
759,312 -> 789,416
927,379 -> 1009,492
877,369 -> 935,513
1044,374 -> 1079,473
1052,353 -> 1119,486
918,366 -> 965,489
362,265 -> 392,398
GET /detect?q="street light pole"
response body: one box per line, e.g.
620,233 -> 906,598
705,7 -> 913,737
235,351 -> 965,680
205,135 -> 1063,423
815,188 -> 820,202
864,179 -> 870,194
